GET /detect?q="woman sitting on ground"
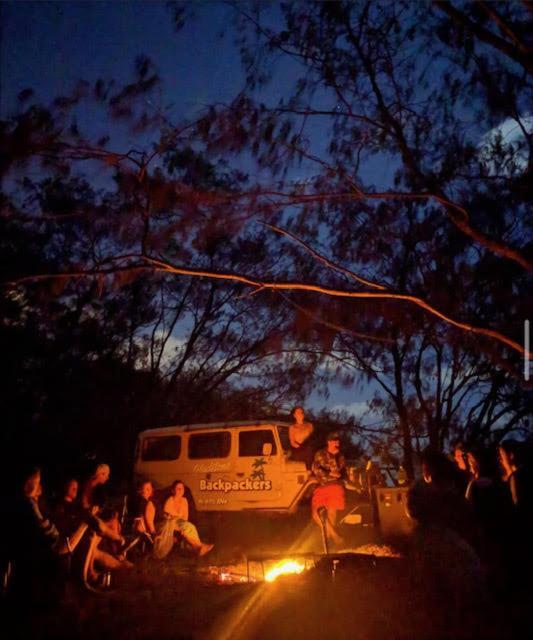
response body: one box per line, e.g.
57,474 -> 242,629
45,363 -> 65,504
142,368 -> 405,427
154,480 -> 213,559
130,480 -> 157,541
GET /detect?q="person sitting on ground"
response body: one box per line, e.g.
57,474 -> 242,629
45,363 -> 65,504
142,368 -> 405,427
81,463 -> 111,510
288,406 -> 314,468
79,463 -> 132,576
154,480 -> 213,559
311,431 -> 346,548
80,462 -> 122,540
130,480 -> 157,541
53,477 -> 84,538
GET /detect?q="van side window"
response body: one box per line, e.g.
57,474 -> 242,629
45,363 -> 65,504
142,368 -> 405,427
277,426 -> 291,453
188,432 -> 231,459
239,430 -> 277,457
141,436 -> 181,461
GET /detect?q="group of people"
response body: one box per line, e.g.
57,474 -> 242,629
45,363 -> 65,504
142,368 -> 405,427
131,479 -> 213,558
4,461 -> 214,604
289,404 -> 533,579
6,405 -> 531,605
407,439 -> 533,594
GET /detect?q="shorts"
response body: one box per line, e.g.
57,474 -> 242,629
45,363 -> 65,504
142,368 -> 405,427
312,483 -> 345,511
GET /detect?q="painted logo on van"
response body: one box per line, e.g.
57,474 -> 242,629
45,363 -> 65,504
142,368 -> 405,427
193,461 -> 231,473
199,458 -> 272,493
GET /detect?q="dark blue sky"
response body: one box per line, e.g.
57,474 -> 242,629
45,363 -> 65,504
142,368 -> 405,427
1,0 -> 380,420
2,1 -> 243,118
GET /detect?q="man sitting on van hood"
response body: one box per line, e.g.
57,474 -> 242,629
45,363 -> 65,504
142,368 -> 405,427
311,432 -> 346,547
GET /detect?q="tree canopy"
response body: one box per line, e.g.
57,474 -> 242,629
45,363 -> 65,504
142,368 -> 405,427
2,0 -> 531,474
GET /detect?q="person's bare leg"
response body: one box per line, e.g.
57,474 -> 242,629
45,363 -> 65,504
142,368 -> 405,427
178,521 -> 214,556
312,505 -> 322,528
326,508 -> 344,545
313,505 -> 342,546
94,548 -> 133,570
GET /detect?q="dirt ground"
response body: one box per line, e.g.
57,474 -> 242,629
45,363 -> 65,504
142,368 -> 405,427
3,512 -> 531,640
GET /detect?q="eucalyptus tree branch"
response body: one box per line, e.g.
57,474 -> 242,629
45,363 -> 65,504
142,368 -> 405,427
4,251 -> 527,356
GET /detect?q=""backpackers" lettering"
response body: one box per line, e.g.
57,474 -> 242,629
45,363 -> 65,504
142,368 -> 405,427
199,478 -> 272,492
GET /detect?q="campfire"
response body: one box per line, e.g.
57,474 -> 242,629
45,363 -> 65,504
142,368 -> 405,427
264,559 -> 307,582
201,544 -> 401,586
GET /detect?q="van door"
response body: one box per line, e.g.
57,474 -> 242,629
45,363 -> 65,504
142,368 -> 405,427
232,427 -> 282,508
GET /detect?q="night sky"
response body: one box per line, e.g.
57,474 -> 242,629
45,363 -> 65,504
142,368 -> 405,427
2,0 -> 374,419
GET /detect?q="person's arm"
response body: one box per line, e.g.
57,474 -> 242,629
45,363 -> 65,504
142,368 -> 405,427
145,500 -> 156,534
30,499 -> 60,547
94,517 -> 124,543
289,425 -> 298,448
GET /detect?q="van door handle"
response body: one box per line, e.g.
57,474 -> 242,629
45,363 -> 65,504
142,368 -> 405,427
236,472 -> 245,477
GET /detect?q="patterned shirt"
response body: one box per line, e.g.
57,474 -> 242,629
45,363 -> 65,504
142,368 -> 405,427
312,448 -> 346,485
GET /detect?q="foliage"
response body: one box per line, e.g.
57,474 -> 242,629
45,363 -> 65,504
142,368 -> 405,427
2,1 -> 531,476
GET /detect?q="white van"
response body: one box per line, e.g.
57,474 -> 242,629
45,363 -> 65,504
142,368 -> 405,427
133,421 -> 315,512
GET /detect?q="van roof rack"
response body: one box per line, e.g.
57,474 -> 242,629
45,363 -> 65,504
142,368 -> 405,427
138,420 -> 292,436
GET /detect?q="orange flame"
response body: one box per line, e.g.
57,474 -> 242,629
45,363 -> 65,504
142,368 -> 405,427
264,559 -> 306,582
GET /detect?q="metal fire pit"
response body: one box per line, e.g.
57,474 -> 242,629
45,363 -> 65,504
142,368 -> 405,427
245,549 -> 404,584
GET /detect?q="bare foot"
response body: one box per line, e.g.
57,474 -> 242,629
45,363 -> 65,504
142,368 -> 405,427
198,543 -> 214,557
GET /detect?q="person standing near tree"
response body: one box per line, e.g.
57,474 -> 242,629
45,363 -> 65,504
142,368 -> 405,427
451,440 -> 471,493
288,406 -> 314,468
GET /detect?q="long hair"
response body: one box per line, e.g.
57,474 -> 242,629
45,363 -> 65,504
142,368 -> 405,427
169,480 -> 197,523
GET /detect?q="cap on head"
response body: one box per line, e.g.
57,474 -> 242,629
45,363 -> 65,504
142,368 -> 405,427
327,431 -> 340,441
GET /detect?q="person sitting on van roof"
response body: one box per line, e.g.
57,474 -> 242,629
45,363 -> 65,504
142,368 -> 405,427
155,480 -> 214,559
311,432 -> 346,547
289,406 -> 314,468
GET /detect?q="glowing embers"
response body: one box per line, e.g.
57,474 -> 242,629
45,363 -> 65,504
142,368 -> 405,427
217,570 -> 249,584
264,558 -> 306,582
202,555 -> 315,585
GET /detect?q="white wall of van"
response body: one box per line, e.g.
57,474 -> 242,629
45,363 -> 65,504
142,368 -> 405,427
134,421 -> 314,512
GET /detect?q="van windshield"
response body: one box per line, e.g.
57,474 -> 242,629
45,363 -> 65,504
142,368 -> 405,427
277,426 -> 291,453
